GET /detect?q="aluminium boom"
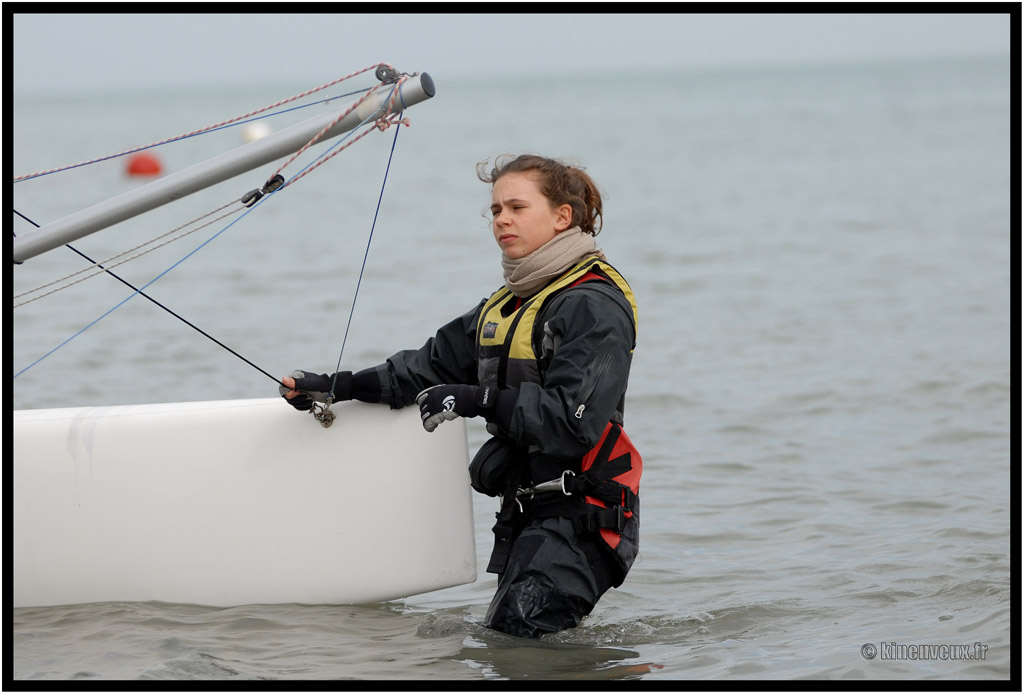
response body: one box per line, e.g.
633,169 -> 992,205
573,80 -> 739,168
13,72 -> 435,264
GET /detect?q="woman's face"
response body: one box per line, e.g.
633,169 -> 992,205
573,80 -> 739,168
490,172 -> 572,259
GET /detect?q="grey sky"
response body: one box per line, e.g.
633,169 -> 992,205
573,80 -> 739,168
12,11 -> 1012,95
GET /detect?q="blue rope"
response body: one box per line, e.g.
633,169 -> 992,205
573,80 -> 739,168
14,201 -> 263,379
13,107 -> 384,380
328,116 -> 402,399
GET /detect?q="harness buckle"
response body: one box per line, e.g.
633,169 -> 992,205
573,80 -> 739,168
613,504 -> 627,531
574,505 -> 627,535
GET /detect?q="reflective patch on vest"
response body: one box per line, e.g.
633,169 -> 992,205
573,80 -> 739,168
482,321 -> 499,339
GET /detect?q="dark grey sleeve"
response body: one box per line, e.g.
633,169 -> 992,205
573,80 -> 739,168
381,299 -> 486,409
501,287 -> 636,459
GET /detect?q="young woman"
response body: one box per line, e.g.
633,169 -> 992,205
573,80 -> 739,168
281,154 -> 642,638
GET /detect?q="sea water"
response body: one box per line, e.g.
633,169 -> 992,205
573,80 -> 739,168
11,56 -> 1013,681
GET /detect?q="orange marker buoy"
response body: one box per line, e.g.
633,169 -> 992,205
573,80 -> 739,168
126,152 -> 163,177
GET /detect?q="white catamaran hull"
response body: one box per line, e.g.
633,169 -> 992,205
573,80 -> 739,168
14,398 -> 476,608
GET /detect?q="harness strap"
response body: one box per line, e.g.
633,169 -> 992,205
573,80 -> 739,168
486,516 -> 518,575
486,473 -> 636,575
524,495 -> 629,535
487,468 -> 525,575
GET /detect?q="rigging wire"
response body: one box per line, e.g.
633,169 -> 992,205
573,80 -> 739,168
13,194 -> 280,381
14,80 -> 406,308
13,76 -> 410,383
14,200 -> 245,307
12,210 -> 284,384
327,109 -> 403,400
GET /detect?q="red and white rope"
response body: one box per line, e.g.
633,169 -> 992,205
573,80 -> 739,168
13,63 -> 395,183
277,76 -> 411,189
14,65 -> 414,308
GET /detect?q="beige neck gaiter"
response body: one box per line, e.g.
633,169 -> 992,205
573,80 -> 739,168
501,227 -> 606,298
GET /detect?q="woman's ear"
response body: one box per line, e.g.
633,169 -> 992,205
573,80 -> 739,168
554,203 -> 573,232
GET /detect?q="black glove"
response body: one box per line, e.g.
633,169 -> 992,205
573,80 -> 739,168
279,370 -> 352,411
415,384 -> 495,432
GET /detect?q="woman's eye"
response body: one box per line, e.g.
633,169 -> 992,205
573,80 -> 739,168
491,204 -> 524,217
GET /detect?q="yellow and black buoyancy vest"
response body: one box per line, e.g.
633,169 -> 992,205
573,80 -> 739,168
475,256 -> 643,580
475,257 -> 638,391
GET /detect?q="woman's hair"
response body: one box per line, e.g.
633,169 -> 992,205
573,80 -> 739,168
477,154 -> 604,236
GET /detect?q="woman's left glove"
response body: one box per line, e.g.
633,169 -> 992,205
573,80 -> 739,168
416,384 -> 495,432
280,370 -> 352,411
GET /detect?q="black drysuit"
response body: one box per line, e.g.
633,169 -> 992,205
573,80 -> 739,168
363,280 -> 638,637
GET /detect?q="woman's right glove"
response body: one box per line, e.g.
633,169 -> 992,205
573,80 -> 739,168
279,370 -> 352,411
